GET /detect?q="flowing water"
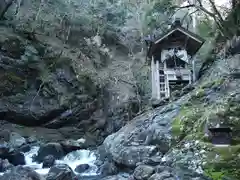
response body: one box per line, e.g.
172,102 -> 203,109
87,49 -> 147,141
23,146 -> 99,177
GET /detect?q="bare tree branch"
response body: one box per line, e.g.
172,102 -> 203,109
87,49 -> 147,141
171,0 -> 234,38
208,0 -> 225,23
173,4 -> 215,17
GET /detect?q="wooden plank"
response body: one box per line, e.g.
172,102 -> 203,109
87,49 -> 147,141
151,56 -> 156,99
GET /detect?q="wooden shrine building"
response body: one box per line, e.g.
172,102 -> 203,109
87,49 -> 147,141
145,19 -> 205,101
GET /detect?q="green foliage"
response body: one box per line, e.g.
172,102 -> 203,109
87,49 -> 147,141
221,4 -> 240,38
201,78 -> 225,89
142,0 -> 173,32
204,145 -> 240,180
171,117 -> 182,138
192,88 -> 205,100
171,104 -> 204,141
5,0 -> 176,56
204,168 -> 226,180
197,17 -> 215,38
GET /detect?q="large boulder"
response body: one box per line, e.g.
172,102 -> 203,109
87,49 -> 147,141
0,158 -> 13,172
46,164 -> 77,180
35,142 -> 64,162
0,143 -> 25,166
0,166 -> 42,180
103,103 -> 181,167
7,150 -> 25,166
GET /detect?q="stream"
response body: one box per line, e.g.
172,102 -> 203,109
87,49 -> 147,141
0,146 -> 101,179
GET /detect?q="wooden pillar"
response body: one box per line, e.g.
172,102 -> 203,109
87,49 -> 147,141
151,56 -> 156,99
189,71 -> 192,84
165,74 -> 168,98
156,60 -> 160,100
192,59 -> 196,82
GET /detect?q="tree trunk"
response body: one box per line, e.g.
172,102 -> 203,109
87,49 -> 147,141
232,0 -> 237,9
0,0 -> 14,20
230,1 -> 240,35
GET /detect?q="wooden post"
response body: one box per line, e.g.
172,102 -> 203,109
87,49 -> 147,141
189,71 -> 192,84
166,74 -> 170,98
156,60 -> 160,100
192,59 -> 196,82
151,56 -> 156,99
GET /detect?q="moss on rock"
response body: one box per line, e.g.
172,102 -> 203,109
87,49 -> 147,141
171,117 -> 182,138
203,145 -> 240,180
171,104 -> 204,142
201,78 -> 225,89
0,71 -> 26,96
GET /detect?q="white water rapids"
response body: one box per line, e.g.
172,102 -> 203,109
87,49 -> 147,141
23,146 -> 99,176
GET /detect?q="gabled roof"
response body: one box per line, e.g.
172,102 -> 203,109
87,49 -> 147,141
146,21 -> 205,58
154,26 -> 205,44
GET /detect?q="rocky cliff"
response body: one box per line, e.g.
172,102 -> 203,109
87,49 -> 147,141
0,24 -> 143,147
103,45 -> 240,179
0,1 -> 239,180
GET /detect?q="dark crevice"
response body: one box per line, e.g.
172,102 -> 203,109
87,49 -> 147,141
0,107 -> 68,127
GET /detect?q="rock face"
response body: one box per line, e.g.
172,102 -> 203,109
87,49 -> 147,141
0,166 -> 42,180
103,102 -> 181,167
0,26 -> 139,146
103,51 -> 240,180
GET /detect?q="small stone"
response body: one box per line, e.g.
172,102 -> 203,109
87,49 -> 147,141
9,132 -> 26,148
42,155 -> 55,168
74,164 -> 90,173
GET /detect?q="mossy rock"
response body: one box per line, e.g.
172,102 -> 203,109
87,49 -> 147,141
201,78 -> 225,89
171,104 -> 205,142
195,88 -> 205,98
204,145 -> 240,180
171,117 -> 183,138
1,37 -> 25,58
189,88 -> 206,103
0,71 -> 26,96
